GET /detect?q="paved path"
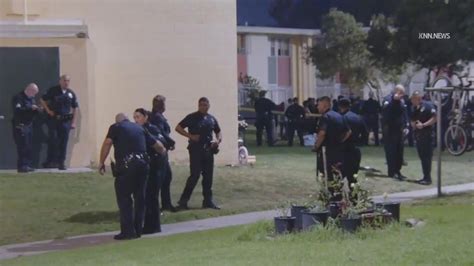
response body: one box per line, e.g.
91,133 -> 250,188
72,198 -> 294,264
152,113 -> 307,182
1,182 -> 473,261
0,168 -> 93,174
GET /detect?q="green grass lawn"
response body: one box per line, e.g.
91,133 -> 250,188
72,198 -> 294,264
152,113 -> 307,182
0,130 -> 472,245
3,193 -> 473,266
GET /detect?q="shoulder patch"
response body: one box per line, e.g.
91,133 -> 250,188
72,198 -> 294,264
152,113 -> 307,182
16,103 -> 21,108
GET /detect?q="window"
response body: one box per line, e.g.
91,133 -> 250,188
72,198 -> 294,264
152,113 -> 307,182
270,38 -> 290,57
237,34 -> 246,54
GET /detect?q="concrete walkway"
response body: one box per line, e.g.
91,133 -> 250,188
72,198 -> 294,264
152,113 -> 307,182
1,182 -> 473,261
0,168 -> 93,174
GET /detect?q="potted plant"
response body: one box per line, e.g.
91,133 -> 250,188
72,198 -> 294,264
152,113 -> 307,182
290,199 -> 311,231
301,202 -> 330,230
274,202 -> 296,234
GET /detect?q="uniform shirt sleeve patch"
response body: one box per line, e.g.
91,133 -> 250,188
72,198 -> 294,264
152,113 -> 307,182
383,101 -> 389,107
68,92 -> 73,98
16,103 -> 21,108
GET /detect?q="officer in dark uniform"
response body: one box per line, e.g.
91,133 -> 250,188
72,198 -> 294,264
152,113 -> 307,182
133,108 -> 171,234
254,91 -> 276,146
150,95 -> 177,212
176,97 -> 222,210
410,91 -> 437,185
40,75 -> 79,170
338,98 -> 366,183
361,91 -> 381,146
381,85 -> 410,180
285,97 -> 306,146
99,113 -> 166,240
313,96 -> 351,181
11,84 -> 40,173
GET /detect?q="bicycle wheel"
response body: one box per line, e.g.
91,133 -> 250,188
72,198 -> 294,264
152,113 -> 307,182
444,124 -> 468,156
239,146 -> 249,164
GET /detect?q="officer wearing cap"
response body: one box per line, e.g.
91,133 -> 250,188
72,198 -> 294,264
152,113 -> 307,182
410,91 -> 437,185
98,113 -> 166,240
361,91 -> 381,146
338,97 -> 366,183
313,96 -> 351,181
254,91 -> 276,146
381,84 -> 410,181
40,75 -> 78,170
149,95 -> 177,212
176,97 -> 222,210
11,83 -> 40,173
285,97 -> 306,146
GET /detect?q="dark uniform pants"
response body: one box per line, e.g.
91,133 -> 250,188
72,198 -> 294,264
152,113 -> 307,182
363,115 -> 379,146
12,123 -> 33,170
383,127 -> 404,177
179,147 -> 214,205
416,134 -> 433,181
115,158 -> 149,237
160,154 -> 174,209
143,155 -> 165,233
46,117 -> 71,165
317,146 -> 344,181
343,144 -> 361,183
256,115 -> 274,146
287,121 -> 304,146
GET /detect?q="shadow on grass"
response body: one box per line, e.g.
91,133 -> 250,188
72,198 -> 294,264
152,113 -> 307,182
64,211 -> 118,224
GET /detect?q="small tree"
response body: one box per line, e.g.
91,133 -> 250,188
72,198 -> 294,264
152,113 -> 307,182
242,75 -> 266,107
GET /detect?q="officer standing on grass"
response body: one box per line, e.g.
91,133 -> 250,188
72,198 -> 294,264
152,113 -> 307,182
254,91 -> 276,146
40,75 -> 79,170
98,113 -> 166,240
176,97 -> 222,210
410,91 -> 437,185
381,84 -> 410,181
313,96 -> 351,182
338,98 -> 366,183
361,91 -> 381,146
285,97 -> 306,146
149,95 -> 177,212
11,83 -> 40,173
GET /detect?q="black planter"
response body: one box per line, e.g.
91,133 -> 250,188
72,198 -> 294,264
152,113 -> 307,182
274,216 -> 296,234
301,210 -> 329,230
291,205 -> 308,231
376,202 -> 400,222
340,217 -> 362,233
329,201 -> 342,219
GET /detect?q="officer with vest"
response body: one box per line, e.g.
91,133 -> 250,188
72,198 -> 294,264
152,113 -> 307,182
40,75 -> 79,170
99,113 -> 166,240
176,97 -> 222,210
410,91 -> 437,185
11,83 -> 40,173
254,91 -> 276,146
338,98 -> 366,183
313,96 -> 351,181
382,85 -> 410,181
285,97 -> 306,146
149,95 -> 177,212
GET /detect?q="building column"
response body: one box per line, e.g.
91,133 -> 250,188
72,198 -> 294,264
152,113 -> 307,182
290,38 -> 299,103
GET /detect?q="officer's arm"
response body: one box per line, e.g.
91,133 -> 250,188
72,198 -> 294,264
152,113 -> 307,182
40,98 -> 54,116
176,124 -> 191,139
342,129 -> 352,143
99,138 -> 113,174
71,107 -> 78,127
422,114 -> 437,128
314,130 -> 325,151
215,131 -> 222,144
152,140 -> 167,155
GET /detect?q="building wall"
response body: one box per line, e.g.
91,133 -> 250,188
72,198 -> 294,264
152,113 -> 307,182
0,0 -> 238,166
246,34 -> 270,90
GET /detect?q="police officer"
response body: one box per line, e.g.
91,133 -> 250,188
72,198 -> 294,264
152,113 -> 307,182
285,97 -> 305,146
338,98 -> 366,183
254,91 -> 276,146
98,113 -> 166,240
40,75 -> 79,170
313,96 -> 351,181
176,97 -> 222,210
361,91 -> 381,146
410,91 -> 437,185
149,95 -> 177,212
381,85 -> 410,180
133,108 -> 170,234
11,83 -> 40,173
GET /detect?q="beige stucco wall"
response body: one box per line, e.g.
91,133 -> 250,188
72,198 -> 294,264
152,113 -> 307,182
0,0 -> 238,166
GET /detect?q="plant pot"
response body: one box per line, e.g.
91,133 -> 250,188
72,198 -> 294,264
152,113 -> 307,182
376,202 -> 400,222
301,210 -> 329,230
291,205 -> 308,231
340,217 -> 362,233
274,216 -> 296,234
328,201 -> 342,219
